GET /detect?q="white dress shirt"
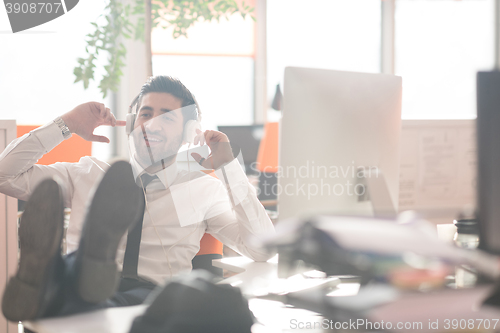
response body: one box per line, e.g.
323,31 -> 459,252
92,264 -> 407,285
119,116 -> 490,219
0,122 -> 275,285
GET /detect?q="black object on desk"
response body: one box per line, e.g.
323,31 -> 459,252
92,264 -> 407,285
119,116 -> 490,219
477,70 -> 500,308
129,271 -> 253,333
272,221 -> 374,282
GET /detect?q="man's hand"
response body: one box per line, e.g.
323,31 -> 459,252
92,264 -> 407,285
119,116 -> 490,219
191,129 -> 235,170
60,102 -> 126,143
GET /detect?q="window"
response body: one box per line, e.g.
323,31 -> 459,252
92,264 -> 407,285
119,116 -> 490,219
267,0 -> 382,104
153,55 -> 254,130
151,3 -> 256,129
0,1 -> 111,160
395,0 -> 494,119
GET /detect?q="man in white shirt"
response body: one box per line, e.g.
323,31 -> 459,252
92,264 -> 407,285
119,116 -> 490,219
0,75 -> 275,321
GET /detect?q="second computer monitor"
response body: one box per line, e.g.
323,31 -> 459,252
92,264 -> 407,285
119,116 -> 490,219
218,125 -> 264,175
278,67 -> 402,221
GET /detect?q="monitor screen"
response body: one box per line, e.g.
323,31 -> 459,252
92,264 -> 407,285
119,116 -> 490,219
218,125 -> 264,175
278,67 -> 402,221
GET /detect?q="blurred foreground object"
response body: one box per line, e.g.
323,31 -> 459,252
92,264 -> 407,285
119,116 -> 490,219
129,271 -> 253,333
265,214 -> 500,282
477,71 -> 500,255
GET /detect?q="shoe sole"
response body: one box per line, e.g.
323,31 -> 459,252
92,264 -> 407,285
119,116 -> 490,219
2,179 -> 65,322
76,161 -> 144,303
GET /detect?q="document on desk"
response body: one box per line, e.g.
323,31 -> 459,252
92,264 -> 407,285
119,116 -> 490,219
399,120 -> 476,222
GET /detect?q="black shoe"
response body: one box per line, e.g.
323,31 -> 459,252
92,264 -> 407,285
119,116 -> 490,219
2,178 -> 65,322
75,160 -> 144,303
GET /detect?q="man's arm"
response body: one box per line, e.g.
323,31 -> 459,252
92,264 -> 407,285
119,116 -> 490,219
191,130 -> 276,261
0,102 -> 123,203
207,159 -> 276,261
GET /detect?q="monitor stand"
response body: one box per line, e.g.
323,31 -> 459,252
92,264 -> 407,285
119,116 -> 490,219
357,168 -> 397,219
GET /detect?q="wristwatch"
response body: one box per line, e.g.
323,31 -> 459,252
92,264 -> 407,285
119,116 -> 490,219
54,117 -> 72,140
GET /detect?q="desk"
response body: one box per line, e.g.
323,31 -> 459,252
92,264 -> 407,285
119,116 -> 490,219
213,256 -> 500,333
24,305 -> 147,333
25,255 -> 500,333
25,299 -> 326,333
216,255 -> 345,332
214,255 -> 342,296
25,256 -> 334,333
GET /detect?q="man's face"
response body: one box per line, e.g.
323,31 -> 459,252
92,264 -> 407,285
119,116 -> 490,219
131,92 -> 185,168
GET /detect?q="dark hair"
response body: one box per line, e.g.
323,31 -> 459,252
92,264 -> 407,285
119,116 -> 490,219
132,75 -> 200,123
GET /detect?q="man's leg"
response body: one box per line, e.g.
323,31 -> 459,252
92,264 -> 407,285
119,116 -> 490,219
2,161 -> 146,321
73,160 -> 144,304
52,160 -> 148,316
113,278 -> 157,305
54,255 -> 156,317
2,178 -> 66,321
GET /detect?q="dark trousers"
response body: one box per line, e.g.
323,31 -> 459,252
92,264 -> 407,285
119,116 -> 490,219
47,252 -> 157,318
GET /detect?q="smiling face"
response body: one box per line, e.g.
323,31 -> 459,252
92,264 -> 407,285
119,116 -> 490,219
131,92 -> 185,171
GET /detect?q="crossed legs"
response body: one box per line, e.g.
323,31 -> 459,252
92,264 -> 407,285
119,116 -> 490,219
2,161 -> 150,321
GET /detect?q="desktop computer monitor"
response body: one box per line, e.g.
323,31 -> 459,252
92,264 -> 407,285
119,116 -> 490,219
218,125 -> 264,175
277,67 -> 402,221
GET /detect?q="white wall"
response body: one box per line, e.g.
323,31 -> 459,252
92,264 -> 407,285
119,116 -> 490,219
0,1 -> 112,160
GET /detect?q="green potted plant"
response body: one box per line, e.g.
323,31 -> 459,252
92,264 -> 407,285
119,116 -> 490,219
74,0 -> 254,98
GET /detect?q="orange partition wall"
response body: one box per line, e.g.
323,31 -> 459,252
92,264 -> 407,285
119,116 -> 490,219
17,125 -> 92,165
197,234 -> 223,256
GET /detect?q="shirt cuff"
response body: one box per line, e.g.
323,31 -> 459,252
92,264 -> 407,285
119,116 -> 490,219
214,158 -> 249,205
33,121 -> 66,153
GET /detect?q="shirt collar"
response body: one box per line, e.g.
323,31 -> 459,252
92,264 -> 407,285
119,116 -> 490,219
155,162 -> 178,188
130,155 -> 179,189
